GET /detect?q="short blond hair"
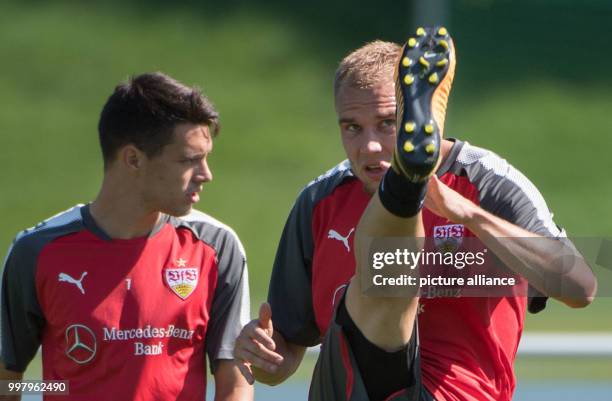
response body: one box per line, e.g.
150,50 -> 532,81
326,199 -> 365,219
334,40 -> 401,97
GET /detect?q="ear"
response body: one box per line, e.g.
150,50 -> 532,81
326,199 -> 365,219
119,145 -> 145,171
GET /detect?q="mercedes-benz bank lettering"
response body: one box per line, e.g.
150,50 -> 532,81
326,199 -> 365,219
103,325 -> 195,355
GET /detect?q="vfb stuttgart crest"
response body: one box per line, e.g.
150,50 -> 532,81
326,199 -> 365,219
165,259 -> 199,300
433,224 -> 465,252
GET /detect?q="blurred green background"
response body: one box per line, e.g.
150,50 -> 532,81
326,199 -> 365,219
2,0 -> 611,391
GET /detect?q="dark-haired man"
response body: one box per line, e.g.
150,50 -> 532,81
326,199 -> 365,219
0,72 -> 253,401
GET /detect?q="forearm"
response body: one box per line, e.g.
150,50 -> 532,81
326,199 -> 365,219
252,332 -> 305,385
0,394 -> 20,401
465,206 -> 597,306
213,360 -> 253,401
214,384 -> 253,401
0,362 -> 23,401
0,388 -> 21,401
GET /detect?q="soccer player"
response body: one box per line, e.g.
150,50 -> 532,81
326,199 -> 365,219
234,27 -> 596,401
0,73 -> 253,401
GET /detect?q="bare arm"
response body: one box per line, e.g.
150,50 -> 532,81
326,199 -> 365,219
426,176 -> 597,307
0,361 -> 22,401
233,303 -> 307,386
464,205 -> 596,307
213,360 -> 253,401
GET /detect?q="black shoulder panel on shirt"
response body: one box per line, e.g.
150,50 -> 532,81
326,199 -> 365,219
453,143 -> 562,237
170,210 -> 250,371
300,160 -> 355,207
1,205 -> 84,372
268,160 -> 354,347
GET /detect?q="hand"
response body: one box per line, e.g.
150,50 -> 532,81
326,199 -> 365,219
425,175 -> 477,224
233,303 -> 284,384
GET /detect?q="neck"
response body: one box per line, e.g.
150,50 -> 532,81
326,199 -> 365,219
89,175 -> 160,239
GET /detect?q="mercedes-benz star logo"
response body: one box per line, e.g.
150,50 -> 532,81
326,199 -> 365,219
65,324 -> 97,364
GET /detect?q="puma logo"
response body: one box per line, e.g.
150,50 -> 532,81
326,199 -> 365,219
327,228 -> 355,252
58,272 -> 88,294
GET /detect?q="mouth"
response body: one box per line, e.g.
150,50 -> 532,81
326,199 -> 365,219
363,161 -> 390,180
188,188 -> 202,204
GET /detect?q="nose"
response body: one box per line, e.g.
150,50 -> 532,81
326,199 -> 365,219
360,129 -> 383,154
194,159 -> 213,183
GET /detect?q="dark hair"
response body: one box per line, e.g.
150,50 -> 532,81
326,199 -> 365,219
98,72 -> 220,167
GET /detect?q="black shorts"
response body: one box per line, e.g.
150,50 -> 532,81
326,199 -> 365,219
309,297 -> 435,401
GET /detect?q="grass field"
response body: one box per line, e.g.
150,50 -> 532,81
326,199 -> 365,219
2,0 -> 611,386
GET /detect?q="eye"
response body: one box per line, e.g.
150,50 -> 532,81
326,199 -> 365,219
180,156 -> 204,165
380,119 -> 396,130
342,123 -> 361,135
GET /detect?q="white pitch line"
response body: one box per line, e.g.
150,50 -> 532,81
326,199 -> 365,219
517,332 -> 612,356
